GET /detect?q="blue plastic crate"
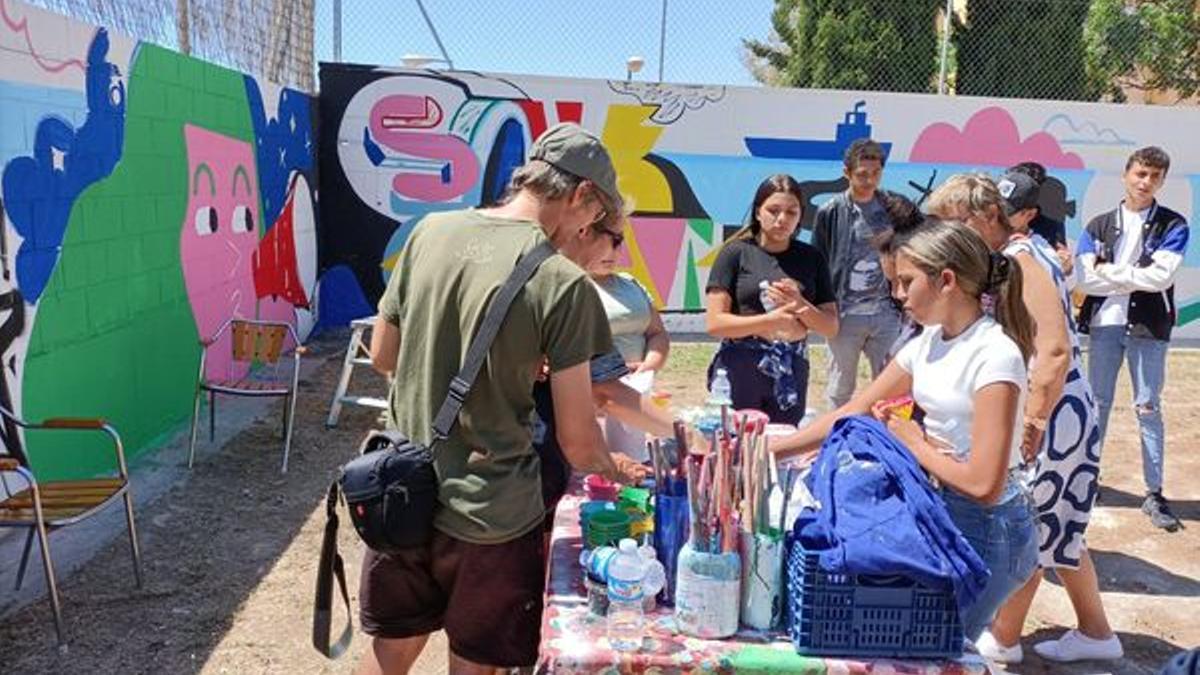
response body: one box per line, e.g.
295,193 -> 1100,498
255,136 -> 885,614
787,540 -> 963,659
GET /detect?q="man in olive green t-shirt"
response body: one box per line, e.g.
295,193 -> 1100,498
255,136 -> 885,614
359,124 -> 642,673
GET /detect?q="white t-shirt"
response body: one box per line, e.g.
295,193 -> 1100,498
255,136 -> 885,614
893,315 -> 1027,467
1094,204 -> 1151,327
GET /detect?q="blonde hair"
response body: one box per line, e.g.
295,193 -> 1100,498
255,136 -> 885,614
925,173 -> 1013,235
896,218 -> 1035,361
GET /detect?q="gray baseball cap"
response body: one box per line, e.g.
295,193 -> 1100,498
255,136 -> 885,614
997,171 -> 1041,215
529,122 -> 622,210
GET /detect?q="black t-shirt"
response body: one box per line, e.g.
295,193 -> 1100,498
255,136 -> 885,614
1030,213 -> 1066,247
706,238 -> 836,315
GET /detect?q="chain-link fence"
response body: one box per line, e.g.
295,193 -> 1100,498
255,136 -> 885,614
314,0 -> 1198,104
24,0 -> 315,91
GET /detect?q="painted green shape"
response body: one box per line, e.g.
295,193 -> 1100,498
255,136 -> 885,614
1177,299 -> 1200,327
724,645 -> 826,674
22,44 -> 258,480
684,240 -> 701,310
688,217 -> 714,243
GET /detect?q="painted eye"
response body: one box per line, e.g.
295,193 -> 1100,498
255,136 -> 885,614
194,206 -> 217,236
231,205 -> 254,234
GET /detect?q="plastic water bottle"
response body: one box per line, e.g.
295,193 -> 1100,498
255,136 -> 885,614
606,538 -> 647,652
709,368 -> 732,407
759,279 -> 776,312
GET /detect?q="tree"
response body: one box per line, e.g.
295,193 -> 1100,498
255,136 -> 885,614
1085,0 -> 1200,103
952,0 -> 1092,100
743,0 -> 942,93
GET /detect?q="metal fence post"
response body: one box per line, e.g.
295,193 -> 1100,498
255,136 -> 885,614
333,0 -> 342,62
937,0 -> 953,94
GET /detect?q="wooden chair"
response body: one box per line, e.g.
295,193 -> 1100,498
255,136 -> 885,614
0,410 -> 143,649
188,319 -> 305,473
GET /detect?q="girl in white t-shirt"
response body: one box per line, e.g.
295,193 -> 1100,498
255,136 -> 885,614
774,219 -> 1039,642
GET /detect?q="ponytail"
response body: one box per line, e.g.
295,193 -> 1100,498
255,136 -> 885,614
986,252 -> 1035,363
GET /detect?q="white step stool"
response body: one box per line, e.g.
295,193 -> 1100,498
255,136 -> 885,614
326,316 -> 389,427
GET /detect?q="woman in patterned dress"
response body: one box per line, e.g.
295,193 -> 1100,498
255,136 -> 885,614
927,175 -> 1122,664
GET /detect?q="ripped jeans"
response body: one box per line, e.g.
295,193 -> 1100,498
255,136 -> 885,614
1086,325 -> 1168,493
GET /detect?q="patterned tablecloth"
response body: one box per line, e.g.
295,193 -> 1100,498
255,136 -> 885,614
537,493 -> 991,675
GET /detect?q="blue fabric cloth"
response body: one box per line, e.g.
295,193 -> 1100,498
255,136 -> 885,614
712,338 -> 805,414
795,416 -> 990,613
756,340 -> 802,412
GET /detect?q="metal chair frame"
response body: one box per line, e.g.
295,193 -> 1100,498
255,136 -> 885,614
187,318 -> 304,473
0,410 -> 143,649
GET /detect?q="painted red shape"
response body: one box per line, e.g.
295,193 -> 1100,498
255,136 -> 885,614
517,100 -> 549,141
253,176 -> 309,308
368,95 -> 479,202
908,106 -> 1085,170
555,101 -> 583,125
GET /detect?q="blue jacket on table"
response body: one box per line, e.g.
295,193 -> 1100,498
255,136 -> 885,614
795,416 -> 989,613
1076,201 -> 1190,342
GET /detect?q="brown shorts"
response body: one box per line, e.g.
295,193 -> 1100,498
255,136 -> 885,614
358,526 -> 546,668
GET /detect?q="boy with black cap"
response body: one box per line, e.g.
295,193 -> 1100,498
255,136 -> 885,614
1008,161 -> 1074,277
998,170 -> 1073,288
362,123 -> 645,673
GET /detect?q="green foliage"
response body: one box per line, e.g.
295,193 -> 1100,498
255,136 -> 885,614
1085,0 -> 1200,102
953,0 -> 1091,100
743,0 -> 941,93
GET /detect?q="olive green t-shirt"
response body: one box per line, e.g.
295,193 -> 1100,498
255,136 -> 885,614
378,210 -> 613,544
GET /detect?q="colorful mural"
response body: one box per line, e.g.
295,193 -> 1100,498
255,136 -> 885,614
2,0 -> 1200,479
318,66 -> 1200,337
0,0 -> 318,479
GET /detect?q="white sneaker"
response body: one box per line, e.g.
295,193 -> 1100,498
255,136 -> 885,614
1033,629 -> 1124,662
975,630 -> 1024,664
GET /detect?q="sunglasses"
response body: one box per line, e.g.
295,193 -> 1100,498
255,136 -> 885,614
593,224 -> 624,249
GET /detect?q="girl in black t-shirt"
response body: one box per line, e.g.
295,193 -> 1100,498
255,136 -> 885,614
704,174 -> 839,423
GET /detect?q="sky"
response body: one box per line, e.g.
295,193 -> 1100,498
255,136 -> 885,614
313,0 -> 777,87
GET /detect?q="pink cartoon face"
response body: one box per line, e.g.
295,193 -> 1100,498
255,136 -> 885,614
180,124 -> 261,379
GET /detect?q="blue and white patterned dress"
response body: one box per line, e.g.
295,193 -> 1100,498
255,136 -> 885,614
1005,234 -> 1101,569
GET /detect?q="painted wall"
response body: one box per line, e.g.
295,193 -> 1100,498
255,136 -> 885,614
317,64 -> 1200,336
0,0 -> 318,479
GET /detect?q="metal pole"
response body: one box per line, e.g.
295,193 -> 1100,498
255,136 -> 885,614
657,0 -> 668,81
176,0 -> 190,56
333,0 -> 342,62
937,0 -> 953,94
415,0 -> 455,69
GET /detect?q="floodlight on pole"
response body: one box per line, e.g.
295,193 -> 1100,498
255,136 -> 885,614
401,53 -> 449,69
626,56 -> 645,82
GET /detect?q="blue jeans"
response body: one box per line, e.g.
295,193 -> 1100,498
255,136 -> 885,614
1086,325 -> 1168,493
825,311 -> 901,409
941,484 -> 1038,642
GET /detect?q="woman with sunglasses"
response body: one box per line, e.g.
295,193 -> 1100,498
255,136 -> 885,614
704,174 -> 839,423
584,224 -> 671,460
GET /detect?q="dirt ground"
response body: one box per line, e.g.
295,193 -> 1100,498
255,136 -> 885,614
0,333 -> 1196,674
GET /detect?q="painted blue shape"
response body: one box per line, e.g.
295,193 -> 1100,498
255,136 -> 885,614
1185,174 -> 1200,267
661,154 -> 847,224
363,127 -> 385,166
315,265 -> 373,329
482,118 -> 525,206
660,154 -> 1097,244
245,78 -> 314,228
1,28 -> 125,303
745,101 -> 892,161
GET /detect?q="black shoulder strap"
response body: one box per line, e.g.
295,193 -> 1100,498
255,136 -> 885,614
312,241 -> 556,659
313,483 -> 353,659
431,240 -> 556,440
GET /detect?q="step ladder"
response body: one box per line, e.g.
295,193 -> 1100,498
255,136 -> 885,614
326,316 -> 389,427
